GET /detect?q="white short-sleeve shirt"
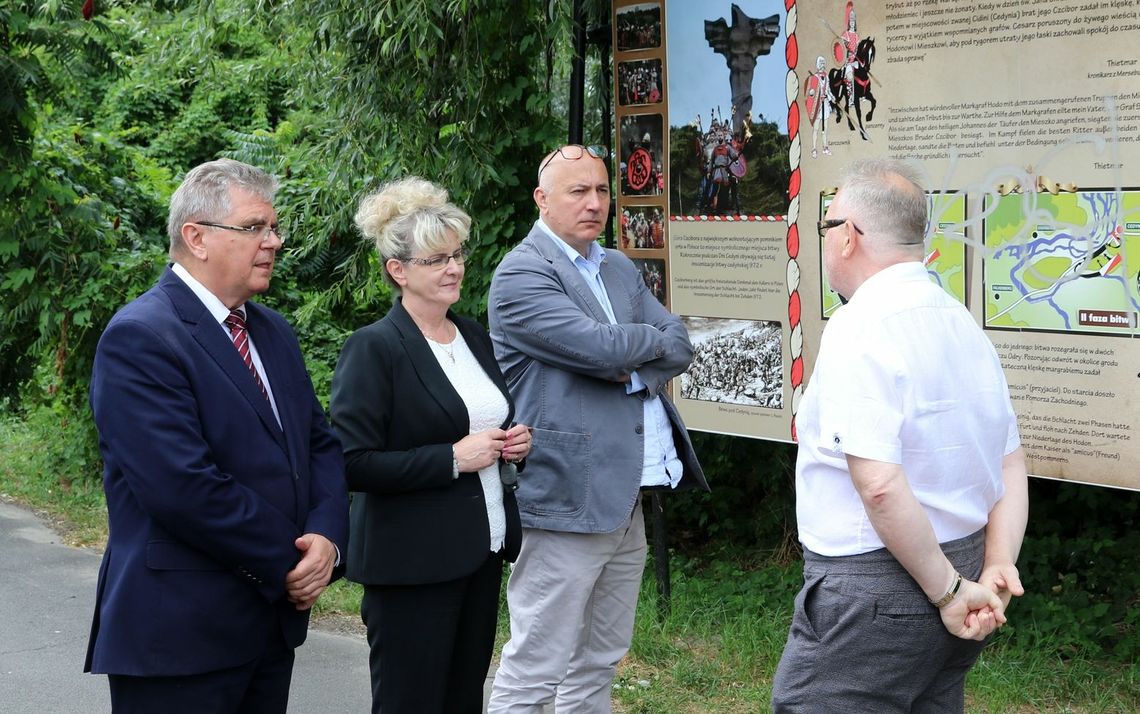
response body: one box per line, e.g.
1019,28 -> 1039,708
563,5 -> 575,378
796,262 -> 1021,557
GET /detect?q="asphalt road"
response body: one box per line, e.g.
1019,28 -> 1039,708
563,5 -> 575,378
0,500 -> 372,713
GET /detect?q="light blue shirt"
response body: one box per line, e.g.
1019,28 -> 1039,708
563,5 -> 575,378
535,220 -> 682,488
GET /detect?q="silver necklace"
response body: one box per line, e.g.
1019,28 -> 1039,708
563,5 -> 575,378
425,322 -> 456,363
430,336 -> 455,363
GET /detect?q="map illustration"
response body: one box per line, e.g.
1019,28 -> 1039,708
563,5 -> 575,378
820,193 -> 967,318
984,190 -> 1140,335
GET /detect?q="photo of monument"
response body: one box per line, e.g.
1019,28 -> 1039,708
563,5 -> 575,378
666,1 -> 790,218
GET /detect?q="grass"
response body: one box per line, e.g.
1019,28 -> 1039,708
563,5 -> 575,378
0,407 -> 108,546
611,557 -> 1140,713
4,406 -> 1138,712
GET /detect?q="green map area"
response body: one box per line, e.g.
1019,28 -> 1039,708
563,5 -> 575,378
821,194 -> 967,318
984,191 -> 1140,335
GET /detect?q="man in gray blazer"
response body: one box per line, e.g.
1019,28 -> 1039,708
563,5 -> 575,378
487,145 -> 708,713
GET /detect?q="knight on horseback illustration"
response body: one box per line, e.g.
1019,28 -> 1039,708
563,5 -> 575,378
836,1 -> 859,106
826,1 -> 877,141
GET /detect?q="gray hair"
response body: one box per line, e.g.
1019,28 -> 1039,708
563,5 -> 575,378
167,159 -> 278,257
838,157 -> 927,248
354,177 -> 471,290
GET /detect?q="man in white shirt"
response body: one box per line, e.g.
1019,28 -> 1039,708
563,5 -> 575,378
772,157 -> 1029,712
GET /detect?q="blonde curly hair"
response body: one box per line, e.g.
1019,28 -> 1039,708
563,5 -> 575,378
354,177 -> 471,289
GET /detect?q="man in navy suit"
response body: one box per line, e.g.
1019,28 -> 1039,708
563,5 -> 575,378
85,158 -> 348,713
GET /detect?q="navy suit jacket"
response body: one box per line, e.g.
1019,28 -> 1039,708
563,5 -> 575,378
85,267 -> 348,677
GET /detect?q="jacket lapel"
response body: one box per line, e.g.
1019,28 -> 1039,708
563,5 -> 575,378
390,300 -> 469,435
161,269 -> 288,454
528,229 -> 613,325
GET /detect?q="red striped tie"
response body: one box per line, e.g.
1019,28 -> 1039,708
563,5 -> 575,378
224,309 -> 269,401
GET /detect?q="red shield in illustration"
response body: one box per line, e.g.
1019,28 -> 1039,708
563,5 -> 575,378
805,74 -> 823,123
627,147 -> 652,191
833,40 -> 844,64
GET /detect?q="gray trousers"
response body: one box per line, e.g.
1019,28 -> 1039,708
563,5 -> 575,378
488,501 -> 646,714
772,530 -> 988,713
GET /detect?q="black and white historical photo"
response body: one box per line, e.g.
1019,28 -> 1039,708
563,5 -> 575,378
680,316 -> 783,408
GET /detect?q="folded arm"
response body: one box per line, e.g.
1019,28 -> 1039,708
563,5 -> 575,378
490,253 -> 691,391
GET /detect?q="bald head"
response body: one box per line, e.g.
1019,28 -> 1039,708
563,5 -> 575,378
533,146 -> 611,256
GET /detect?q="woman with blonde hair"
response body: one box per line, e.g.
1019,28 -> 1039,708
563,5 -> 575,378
330,177 -> 531,713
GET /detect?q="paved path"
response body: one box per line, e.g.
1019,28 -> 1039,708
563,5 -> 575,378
0,500 -> 373,713
0,501 -> 541,712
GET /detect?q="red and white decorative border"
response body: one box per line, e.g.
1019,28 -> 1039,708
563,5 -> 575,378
669,215 -> 784,222
784,0 -> 803,441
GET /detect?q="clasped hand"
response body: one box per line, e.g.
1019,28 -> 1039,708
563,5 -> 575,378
453,423 -> 532,472
940,563 -> 1024,640
285,533 -> 337,611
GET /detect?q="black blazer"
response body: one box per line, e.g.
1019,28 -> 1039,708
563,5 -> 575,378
330,298 -> 522,585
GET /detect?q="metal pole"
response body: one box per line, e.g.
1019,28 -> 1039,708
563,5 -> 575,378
568,0 -> 586,145
650,491 -> 671,618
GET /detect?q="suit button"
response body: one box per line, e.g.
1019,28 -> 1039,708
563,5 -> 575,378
635,425 -> 643,434
655,348 -> 664,357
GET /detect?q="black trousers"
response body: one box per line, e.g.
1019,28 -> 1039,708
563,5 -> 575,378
361,551 -> 505,714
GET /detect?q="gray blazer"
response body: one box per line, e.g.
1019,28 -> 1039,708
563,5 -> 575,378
488,224 -> 708,534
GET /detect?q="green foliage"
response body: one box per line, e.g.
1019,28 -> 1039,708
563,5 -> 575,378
310,577 -> 363,619
666,433 -> 798,560
0,123 -> 170,401
0,402 -> 107,545
1002,479 -> 1140,661
0,1 -> 118,164
279,0 -> 569,324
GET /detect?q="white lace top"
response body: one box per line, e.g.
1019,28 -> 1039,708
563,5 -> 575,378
426,328 -> 508,552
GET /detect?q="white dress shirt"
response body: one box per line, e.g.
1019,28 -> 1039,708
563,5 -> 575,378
795,262 -> 1020,557
426,329 -> 510,553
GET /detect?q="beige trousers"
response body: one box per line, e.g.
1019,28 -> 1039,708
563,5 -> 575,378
487,501 -> 647,714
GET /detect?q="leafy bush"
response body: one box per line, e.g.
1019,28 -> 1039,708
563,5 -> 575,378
1005,479 -> 1140,661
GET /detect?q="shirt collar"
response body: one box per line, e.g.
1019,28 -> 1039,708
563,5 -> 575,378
170,262 -> 244,326
848,261 -> 928,305
535,218 -> 606,268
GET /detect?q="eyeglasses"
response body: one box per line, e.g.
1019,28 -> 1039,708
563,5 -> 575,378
195,221 -> 286,244
816,218 -> 864,238
405,247 -> 467,269
538,144 -> 608,179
